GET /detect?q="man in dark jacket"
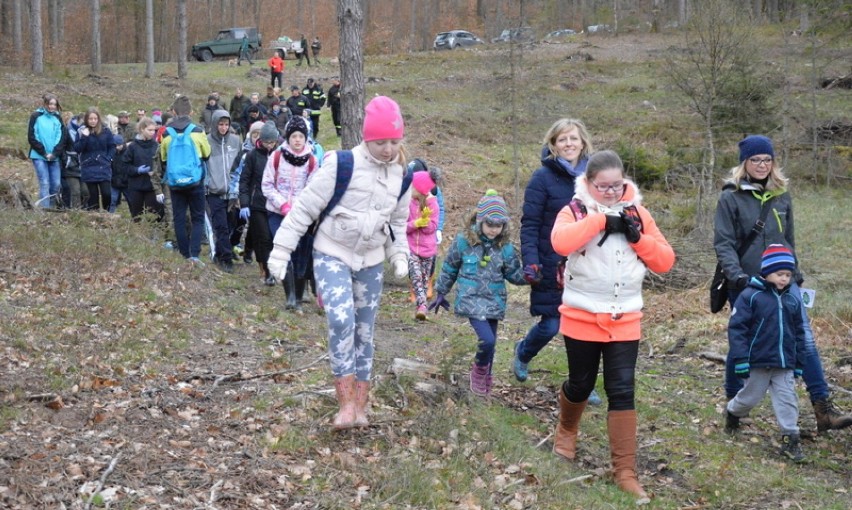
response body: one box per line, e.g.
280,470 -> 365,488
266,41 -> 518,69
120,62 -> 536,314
206,110 -> 242,272
285,86 -> 310,118
327,77 -> 341,136
229,88 -> 251,135
302,78 -> 326,137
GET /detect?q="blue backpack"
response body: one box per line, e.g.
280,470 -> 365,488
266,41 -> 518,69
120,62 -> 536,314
311,150 -> 413,239
164,123 -> 203,189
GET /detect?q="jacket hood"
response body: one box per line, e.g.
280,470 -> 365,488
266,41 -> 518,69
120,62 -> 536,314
573,174 -> 643,210
209,110 -> 231,142
464,213 -> 510,248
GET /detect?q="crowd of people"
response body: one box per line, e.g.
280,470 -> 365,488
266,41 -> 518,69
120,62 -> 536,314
26,88 -> 851,502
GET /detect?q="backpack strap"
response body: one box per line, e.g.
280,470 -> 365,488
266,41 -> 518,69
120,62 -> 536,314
567,199 -> 587,220
310,150 -> 354,234
398,165 -> 413,201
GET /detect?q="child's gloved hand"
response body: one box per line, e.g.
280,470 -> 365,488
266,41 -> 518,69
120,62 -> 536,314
436,230 -> 443,244
267,248 -> 290,281
414,217 -> 429,228
420,206 -> 432,219
619,212 -> 641,243
523,264 -> 542,284
239,207 -> 251,221
734,359 -> 750,379
156,194 -> 165,204
427,294 -> 450,314
392,259 -> 408,278
137,165 -> 151,174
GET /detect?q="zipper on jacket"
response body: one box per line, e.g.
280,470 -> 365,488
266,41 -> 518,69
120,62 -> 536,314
776,291 -> 786,367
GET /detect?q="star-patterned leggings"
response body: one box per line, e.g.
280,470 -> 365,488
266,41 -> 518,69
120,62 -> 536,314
314,252 -> 384,381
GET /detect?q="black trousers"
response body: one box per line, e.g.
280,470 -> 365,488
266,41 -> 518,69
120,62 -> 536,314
562,336 -> 639,411
86,181 -> 111,211
248,208 -> 272,264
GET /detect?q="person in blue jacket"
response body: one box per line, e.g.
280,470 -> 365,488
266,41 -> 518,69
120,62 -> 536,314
74,107 -> 116,211
27,94 -> 69,208
513,118 -> 601,405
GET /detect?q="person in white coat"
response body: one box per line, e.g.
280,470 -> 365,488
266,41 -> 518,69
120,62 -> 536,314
267,96 -> 410,430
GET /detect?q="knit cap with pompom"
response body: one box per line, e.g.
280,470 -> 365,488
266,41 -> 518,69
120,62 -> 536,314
476,189 -> 509,225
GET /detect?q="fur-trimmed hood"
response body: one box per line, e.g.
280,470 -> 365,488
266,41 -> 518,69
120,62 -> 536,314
572,174 -> 643,211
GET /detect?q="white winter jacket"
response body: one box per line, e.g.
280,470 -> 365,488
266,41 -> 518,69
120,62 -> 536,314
270,143 -> 411,270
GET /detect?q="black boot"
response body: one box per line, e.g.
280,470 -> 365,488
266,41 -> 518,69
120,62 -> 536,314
780,434 -> 804,462
294,278 -> 306,313
813,398 -> 852,432
284,271 -> 297,310
724,410 -> 740,434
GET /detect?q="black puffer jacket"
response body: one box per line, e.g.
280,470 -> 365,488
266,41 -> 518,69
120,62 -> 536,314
122,137 -> 160,192
238,141 -> 274,211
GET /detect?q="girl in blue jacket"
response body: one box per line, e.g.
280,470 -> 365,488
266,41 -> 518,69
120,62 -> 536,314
429,190 -> 527,397
27,94 -> 69,208
74,107 -> 116,211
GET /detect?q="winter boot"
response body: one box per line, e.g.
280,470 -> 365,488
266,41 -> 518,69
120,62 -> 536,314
608,410 -> 651,504
553,390 -> 587,460
813,398 -> 852,432
294,277 -> 306,314
469,363 -> 489,396
512,340 -> 529,382
260,262 -> 275,286
724,410 -> 741,434
284,271 -> 297,310
780,433 -> 805,462
332,375 -> 357,430
353,380 -> 371,428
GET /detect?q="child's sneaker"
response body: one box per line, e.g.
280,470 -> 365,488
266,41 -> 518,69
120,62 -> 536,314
780,434 -> 804,462
469,363 -> 489,396
415,305 -> 427,321
512,340 -> 528,382
232,244 -> 245,257
188,257 -> 205,267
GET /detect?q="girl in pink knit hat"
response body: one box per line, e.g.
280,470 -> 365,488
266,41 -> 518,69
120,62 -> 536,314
407,171 -> 439,320
266,96 -> 411,430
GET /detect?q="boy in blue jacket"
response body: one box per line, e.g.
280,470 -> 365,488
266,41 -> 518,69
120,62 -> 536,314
725,244 -> 806,462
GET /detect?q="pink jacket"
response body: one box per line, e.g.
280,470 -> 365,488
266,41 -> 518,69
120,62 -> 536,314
406,195 -> 439,258
261,144 -> 316,215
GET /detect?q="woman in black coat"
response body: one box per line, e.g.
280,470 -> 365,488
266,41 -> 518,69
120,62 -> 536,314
74,107 -> 115,211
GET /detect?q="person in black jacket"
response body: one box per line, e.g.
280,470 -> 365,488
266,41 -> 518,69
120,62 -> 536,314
239,122 -> 280,285
285,86 -> 310,119
302,78 -> 326,137
122,117 -> 164,222
513,118 -> 600,406
327,77 -> 341,137
74,107 -> 116,211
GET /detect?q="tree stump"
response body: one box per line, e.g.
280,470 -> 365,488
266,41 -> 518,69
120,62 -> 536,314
0,180 -> 34,210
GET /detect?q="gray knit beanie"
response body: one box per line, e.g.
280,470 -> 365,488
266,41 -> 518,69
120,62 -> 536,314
259,121 -> 279,142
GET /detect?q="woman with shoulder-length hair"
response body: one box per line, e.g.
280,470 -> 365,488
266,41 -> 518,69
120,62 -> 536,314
27,93 -> 69,208
74,106 -> 116,211
713,134 -> 852,432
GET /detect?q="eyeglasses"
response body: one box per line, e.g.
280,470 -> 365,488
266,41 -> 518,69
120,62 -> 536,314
590,182 -> 624,193
748,157 -> 773,166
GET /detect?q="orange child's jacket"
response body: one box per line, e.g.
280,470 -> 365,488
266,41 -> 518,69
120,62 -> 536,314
268,55 -> 285,73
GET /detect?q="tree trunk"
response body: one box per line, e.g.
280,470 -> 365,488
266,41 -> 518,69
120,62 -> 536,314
177,0 -> 187,78
409,0 -> 416,53
91,0 -> 101,73
678,0 -> 687,25
30,0 -> 43,74
145,0 -> 154,77
47,0 -> 57,47
14,0 -> 23,55
337,0 -> 365,149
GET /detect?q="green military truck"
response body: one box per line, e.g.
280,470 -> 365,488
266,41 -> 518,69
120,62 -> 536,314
192,27 -> 262,62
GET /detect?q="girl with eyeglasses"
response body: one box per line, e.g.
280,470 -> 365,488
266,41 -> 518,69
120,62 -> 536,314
550,150 -> 675,503
714,135 -> 852,433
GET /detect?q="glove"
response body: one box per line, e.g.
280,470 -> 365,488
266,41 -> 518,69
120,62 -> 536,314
436,230 -> 443,244
734,359 -> 750,379
794,368 -> 803,378
620,212 -> 641,243
735,275 -> 749,290
137,165 -> 151,174
267,249 -> 290,281
155,194 -> 165,204
427,294 -> 450,314
420,206 -> 432,219
523,264 -> 542,285
392,259 -> 408,279
280,202 -> 291,215
239,207 -> 251,221
414,217 -> 429,228
604,214 -> 625,233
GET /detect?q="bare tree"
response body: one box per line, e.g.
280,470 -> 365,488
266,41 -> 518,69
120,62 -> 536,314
145,0 -> 154,77
665,0 -> 756,228
47,0 -> 57,47
91,0 -> 101,72
13,0 -> 23,55
338,0 -> 365,149
177,0 -> 187,79
30,0 -> 43,73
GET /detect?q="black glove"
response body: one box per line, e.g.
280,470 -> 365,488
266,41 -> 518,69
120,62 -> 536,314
735,275 -> 749,290
620,212 -> 641,243
604,214 -> 625,234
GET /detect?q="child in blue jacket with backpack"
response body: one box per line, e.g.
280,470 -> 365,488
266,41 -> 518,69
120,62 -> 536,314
429,190 -> 527,397
725,244 -> 807,462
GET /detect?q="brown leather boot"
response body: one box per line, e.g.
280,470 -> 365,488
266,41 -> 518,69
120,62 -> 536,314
353,380 -> 370,428
332,375 -> 357,430
813,398 -> 852,432
553,390 -> 587,460
608,410 -> 650,504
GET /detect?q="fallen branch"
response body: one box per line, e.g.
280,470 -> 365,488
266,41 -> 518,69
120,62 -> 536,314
698,351 -> 726,364
84,453 -> 122,510
535,432 -> 553,450
201,354 -> 330,395
207,479 -> 223,509
566,474 -> 594,484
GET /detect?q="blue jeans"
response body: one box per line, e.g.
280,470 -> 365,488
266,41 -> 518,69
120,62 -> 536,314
517,316 -> 561,363
109,187 -> 129,213
32,158 -> 61,208
171,185 -> 206,259
470,318 -> 499,369
725,282 -> 828,401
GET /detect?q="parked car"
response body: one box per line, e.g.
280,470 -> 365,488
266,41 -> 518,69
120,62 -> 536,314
433,30 -> 484,50
545,28 -> 577,39
192,27 -> 262,62
586,24 -> 612,34
491,27 -> 535,44
271,36 -> 297,59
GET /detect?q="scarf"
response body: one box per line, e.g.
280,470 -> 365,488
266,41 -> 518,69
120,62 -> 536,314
556,156 -> 587,178
281,145 -> 311,167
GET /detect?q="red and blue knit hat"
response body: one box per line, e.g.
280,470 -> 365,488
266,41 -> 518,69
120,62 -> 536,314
760,244 -> 796,276
476,189 -> 509,225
